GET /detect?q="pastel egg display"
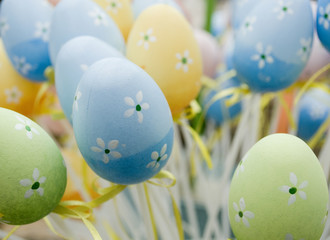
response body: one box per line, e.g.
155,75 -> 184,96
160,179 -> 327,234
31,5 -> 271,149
0,39 -> 41,116
316,0 -> 330,52
55,36 -> 124,123
0,0 -> 53,82
202,77 -> 242,126
93,0 -> 134,40
233,0 -> 314,92
49,0 -> 125,65
0,108 -> 67,225
72,58 -> 174,185
229,134 -> 328,240
126,4 -> 202,116
297,87 -> 330,141
132,0 -> 183,19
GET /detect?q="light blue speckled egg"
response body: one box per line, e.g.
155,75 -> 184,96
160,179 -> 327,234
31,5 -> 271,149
316,0 -> 330,52
233,0 -> 314,92
55,36 -> 124,124
297,87 -> 330,141
49,0 -> 125,65
72,58 -> 174,185
0,0 -> 53,82
132,0 -> 182,19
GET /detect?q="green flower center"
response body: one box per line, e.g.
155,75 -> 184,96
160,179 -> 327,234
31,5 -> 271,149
182,57 -> 187,64
42,28 -> 47,33
239,211 -> 243,218
136,104 -> 142,111
105,149 -> 110,154
157,157 -> 161,162
11,92 -> 17,98
74,95 -> 77,101
289,187 -> 297,195
303,46 -> 307,52
144,35 -> 149,41
31,182 -> 40,190
324,13 -> 329,19
245,22 -> 250,28
25,126 -> 31,132
282,6 -> 288,12
111,2 -> 116,7
19,62 -> 24,68
98,15 -> 103,20
261,54 -> 266,60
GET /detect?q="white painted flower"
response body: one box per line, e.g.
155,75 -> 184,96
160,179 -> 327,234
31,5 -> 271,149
137,28 -> 157,50
233,198 -> 255,227
73,91 -> 82,112
242,16 -> 257,34
80,64 -> 89,72
20,168 -> 46,198
124,91 -> 150,123
34,21 -> 50,42
13,56 -> 32,75
15,116 -> 40,139
319,4 -> 330,30
88,7 -> 108,26
176,50 -> 193,73
0,17 -> 9,36
147,144 -> 168,170
236,154 -> 248,176
4,86 -> 22,104
273,0 -> 294,20
297,38 -> 312,62
279,172 -> 307,205
106,0 -> 122,14
91,138 -> 122,163
251,42 -> 274,69
285,233 -> 304,240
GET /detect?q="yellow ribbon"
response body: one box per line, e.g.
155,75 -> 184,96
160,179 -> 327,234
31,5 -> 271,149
3,226 -> 20,240
143,183 -> 158,240
308,115 -> 330,149
103,221 -> 121,240
44,216 -> 72,240
146,170 -> 176,187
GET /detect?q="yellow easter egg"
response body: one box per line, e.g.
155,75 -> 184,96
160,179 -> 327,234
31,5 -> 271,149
0,40 -> 41,117
126,4 -> 202,116
93,0 -> 134,40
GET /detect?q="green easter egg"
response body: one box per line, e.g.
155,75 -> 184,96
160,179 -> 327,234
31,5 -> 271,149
229,134 -> 328,240
0,108 -> 67,225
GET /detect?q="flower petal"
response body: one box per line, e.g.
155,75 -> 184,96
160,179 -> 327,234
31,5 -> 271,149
144,42 -> 149,50
16,116 -> 25,124
239,198 -> 246,211
147,28 -> 153,35
160,144 -> 167,156
176,62 -> 182,70
37,188 -> 44,196
251,54 -> 260,61
111,151 -> 122,159
289,172 -> 297,186
184,50 -> 189,57
298,191 -> 307,200
137,111 -> 143,123
137,40 -> 143,46
244,211 -> 254,219
24,189 -> 34,199
258,60 -> 265,69
136,91 -> 143,103
96,138 -> 105,149
20,179 -> 32,186
288,195 -> 296,205
15,123 -> 24,130
279,185 -> 290,193
298,180 -> 308,189
266,56 -> 274,64
233,202 -> 239,212
160,154 -> 168,161
147,161 -> 156,168
149,36 -> 156,42
109,140 -> 119,150
155,162 -> 160,170
103,154 -> 109,163
183,65 -> 189,73
242,217 -> 250,227
91,146 -> 102,152
176,53 -> 182,60
235,214 -> 240,223
31,128 -> 40,135
265,45 -> 272,55
26,131 -> 33,139
256,42 -> 263,53
33,168 -> 39,181
141,103 -> 150,110
39,176 -> 46,184
124,97 -> 135,106
124,108 -> 135,118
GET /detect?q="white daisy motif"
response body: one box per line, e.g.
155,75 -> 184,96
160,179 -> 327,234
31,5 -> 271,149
13,56 -> 32,75
91,138 -> 122,163
0,17 -> 9,36
233,198 -> 255,227
285,233 -> 304,240
176,50 -> 193,73
88,7 -> 108,26
124,91 -> 150,124
251,42 -> 274,69
106,0 -> 122,14
242,16 -> 257,34
137,28 -> 157,50
34,21 -> 50,42
4,86 -> 22,104
73,91 -> 82,112
297,38 -> 312,62
279,172 -> 308,205
273,0 -> 294,20
147,144 -> 168,170
236,154 -> 248,176
20,168 -> 46,198
15,116 -> 40,139
319,4 -> 330,30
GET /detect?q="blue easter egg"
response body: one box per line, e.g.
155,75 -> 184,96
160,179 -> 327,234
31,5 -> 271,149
132,0 -> 182,19
202,78 -> 242,126
297,87 -> 330,141
231,0 -> 259,30
0,0 -> 53,82
233,0 -> 314,92
72,58 -> 174,185
211,10 -> 227,38
49,0 -> 125,65
55,36 -> 124,124
316,0 -> 330,52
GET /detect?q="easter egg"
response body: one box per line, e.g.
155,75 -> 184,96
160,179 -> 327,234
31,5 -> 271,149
0,39 -> 41,117
0,0 -> 53,82
233,0 -> 314,92
72,58 -> 174,185
132,0 -> 183,19
55,36 -> 124,124
297,87 -> 330,141
0,108 -> 67,225
93,0 -> 134,40
202,78 -> 242,126
126,4 -> 202,116
49,0 -> 125,65
229,134 -> 328,240
316,0 -> 330,52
